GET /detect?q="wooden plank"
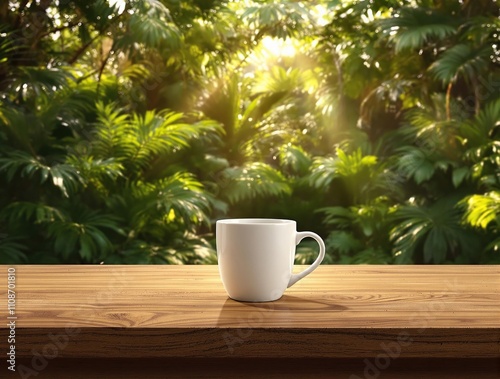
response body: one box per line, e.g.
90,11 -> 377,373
10,327 -> 500,359
0,265 -> 499,359
2,265 -> 498,328
11,358 -> 500,379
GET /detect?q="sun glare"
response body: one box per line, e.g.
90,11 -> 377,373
108,0 -> 126,14
261,36 -> 297,58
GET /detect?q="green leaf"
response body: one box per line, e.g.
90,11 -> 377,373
111,172 -> 212,232
0,237 -> 28,264
391,196 -> 471,263
47,206 -> 123,262
325,231 -> 363,255
0,150 -> 82,197
10,67 -> 74,97
278,144 -> 312,175
310,148 -> 378,189
461,192 -> 500,229
380,7 -> 456,52
319,206 -> 353,228
92,103 -> 222,173
430,44 -> 491,84
423,228 -> 448,263
396,146 -> 435,184
124,0 -> 181,49
452,167 -> 469,188
0,202 -> 64,224
222,163 -> 292,204
241,2 -> 313,38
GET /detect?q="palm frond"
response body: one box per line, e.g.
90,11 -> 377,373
46,206 -> 124,261
92,103 -> 221,173
460,191 -> 500,230
395,146 -> 455,184
321,198 -> 392,238
319,206 -> 353,228
400,96 -> 460,144
0,236 -> 28,264
8,67 -> 75,98
458,99 -> 500,187
0,27 -> 17,64
221,162 -> 292,204
127,14 -> 181,49
0,202 -> 64,224
132,110 -> 185,164
347,247 -> 393,264
395,146 -> 436,184
113,231 -> 216,264
120,63 -> 152,82
325,230 -> 363,256
0,150 -> 82,197
309,156 -> 338,189
278,144 -> 312,176
121,0 -> 181,49
459,98 -> 500,151
152,172 -> 212,226
92,102 -> 136,159
452,166 -> 470,188
0,106 -> 42,152
430,44 -> 491,83
241,2 -> 314,39
66,155 -> 124,190
390,197 -> 468,263
113,172 -> 211,233
37,80 -> 98,129
380,7 -> 457,52
74,0 -> 122,31
252,66 -> 303,96
309,148 -> 378,189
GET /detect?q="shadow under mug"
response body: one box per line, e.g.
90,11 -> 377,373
216,218 -> 325,302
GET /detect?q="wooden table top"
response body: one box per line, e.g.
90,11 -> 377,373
1,265 -> 499,359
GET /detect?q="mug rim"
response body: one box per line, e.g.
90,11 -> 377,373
216,218 -> 295,225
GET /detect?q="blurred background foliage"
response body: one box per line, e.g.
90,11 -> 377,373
0,0 -> 499,264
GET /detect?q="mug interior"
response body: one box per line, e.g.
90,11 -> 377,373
217,218 -> 294,225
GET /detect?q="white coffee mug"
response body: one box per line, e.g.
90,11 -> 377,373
216,218 -> 325,302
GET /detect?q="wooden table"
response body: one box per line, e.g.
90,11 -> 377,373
1,265 -> 499,378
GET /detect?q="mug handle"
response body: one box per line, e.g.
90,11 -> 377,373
288,231 -> 326,287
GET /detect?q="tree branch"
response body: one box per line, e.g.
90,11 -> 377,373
67,34 -> 101,64
40,19 -> 81,39
31,19 -> 81,50
67,5 -> 129,65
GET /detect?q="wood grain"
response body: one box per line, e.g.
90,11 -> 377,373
11,358 -> 500,379
0,265 -> 499,360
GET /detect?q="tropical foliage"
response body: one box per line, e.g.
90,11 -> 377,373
0,0 -> 498,264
